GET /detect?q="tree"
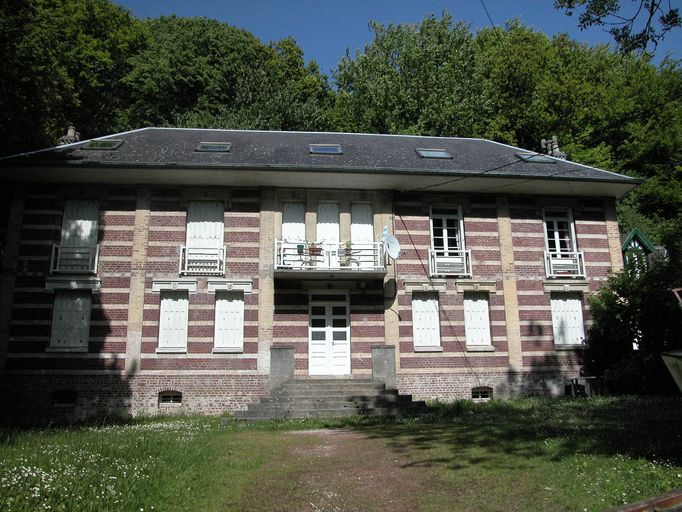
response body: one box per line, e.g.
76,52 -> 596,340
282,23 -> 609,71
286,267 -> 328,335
554,0 -> 681,53
0,0 -> 147,156
119,17 -> 332,132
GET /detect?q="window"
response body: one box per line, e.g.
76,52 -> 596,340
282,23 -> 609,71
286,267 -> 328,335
214,291 -> 244,352
550,293 -> 585,346
158,391 -> 182,404
158,291 -> 189,352
181,201 -> 225,275
416,148 -> 452,159
350,203 -> 374,268
83,139 -> 123,150
412,292 -> 441,349
544,209 -> 576,254
429,207 -> 470,276
50,290 -> 91,351
196,141 -> 232,152
515,152 -> 555,164
51,199 -> 99,273
471,386 -> 493,403
309,144 -> 342,155
464,292 -> 492,348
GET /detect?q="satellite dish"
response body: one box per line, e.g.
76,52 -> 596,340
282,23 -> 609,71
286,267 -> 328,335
384,235 -> 401,260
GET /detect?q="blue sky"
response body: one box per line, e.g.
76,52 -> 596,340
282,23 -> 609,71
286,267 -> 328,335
113,0 -> 681,76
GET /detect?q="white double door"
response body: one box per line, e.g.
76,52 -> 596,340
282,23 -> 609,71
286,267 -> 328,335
309,294 -> 350,376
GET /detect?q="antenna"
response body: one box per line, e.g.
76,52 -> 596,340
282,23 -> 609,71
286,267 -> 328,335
384,235 -> 401,260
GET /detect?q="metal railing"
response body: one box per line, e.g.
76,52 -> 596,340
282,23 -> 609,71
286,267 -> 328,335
180,246 -> 226,276
544,251 -> 586,278
50,244 -> 99,274
428,248 -> 472,277
275,240 -> 386,271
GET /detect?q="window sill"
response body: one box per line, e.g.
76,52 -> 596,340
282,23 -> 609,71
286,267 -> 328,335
554,344 -> 584,351
414,346 -> 443,352
212,348 -> 243,354
155,348 -> 188,354
46,347 -> 88,353
467,345 -> 495,352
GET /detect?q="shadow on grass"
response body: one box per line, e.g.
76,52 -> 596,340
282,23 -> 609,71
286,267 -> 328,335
356,396 -> 682,470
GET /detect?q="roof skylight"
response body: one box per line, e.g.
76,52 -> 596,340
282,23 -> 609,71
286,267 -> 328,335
309,144 -> 342,155
196,142 -> 232,152
516,152 -> 556,164
416,148 -> 452,159
83,139 -> 123,150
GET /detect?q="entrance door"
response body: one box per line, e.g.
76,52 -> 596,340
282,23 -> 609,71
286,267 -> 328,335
309,294 -> 350,376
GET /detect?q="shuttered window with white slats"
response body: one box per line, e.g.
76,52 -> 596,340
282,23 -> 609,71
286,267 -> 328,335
214,291 -> 244,352
412,292 -> 441,348
186,201 -> 224,249
464,292 -> 492,347
50,290 -> 91,351
550,293 -> 585,346
158,291 -> 189,352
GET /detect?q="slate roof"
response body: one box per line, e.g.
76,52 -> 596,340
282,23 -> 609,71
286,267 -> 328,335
0,127 -> 639,187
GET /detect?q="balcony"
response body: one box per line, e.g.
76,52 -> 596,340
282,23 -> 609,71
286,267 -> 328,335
545,251 -> 586,278
274,240 -> 386,279
179,246 -> 226,276
50,244 -> 99,274
429,249 -> 472,277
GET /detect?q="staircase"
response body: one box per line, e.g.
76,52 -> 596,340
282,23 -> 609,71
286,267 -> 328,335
234,379 -> 428,420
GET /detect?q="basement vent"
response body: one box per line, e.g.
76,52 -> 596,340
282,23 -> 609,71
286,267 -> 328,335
196,142 -> 232,152
158,390 -> 182,405
309,144 -> 342,155
515,152 -> 556,164
83,139 -> 123,150
52,389 -> 77,408
471,386 -> 493,403
416,148 -> 452,159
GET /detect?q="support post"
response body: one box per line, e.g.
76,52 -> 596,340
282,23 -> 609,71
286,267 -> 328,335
372,345 -> 396,389
270,346 -> 294,390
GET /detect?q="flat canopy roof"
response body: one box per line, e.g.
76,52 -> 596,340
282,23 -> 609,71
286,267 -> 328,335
0,128 -> 640,197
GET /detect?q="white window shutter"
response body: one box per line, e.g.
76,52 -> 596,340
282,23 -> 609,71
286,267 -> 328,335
551,293 -> 585,345
412,292 -> 441,348
186,201 -> 224,249
214,292 -> 244,351
351,203 -> 374,268
50,290 -> 91,350
159,291 -> 189,351
62,200 -> 99,247
464,292 -> 492,347
282,202 -> 305,242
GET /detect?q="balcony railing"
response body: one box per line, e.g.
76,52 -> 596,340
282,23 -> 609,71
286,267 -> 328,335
545,251 -> 586,278
429,248 -> 472,277
50,244 -> 99,274
275,240 -> 386,273
180,246 -> 226,276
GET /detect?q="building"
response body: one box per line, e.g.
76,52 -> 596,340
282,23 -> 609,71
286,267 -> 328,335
0,128 -> 639,422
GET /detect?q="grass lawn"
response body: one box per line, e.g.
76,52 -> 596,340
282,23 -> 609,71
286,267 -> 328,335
0,396 -> 680,511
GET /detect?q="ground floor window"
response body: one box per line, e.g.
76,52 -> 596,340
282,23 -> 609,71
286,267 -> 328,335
50,290 -> 91,351
214,291 -> 244,352
158,291 -> 189,352
550,292 -> 585,346
463,292 -> 492,348
412,292 -> 441,349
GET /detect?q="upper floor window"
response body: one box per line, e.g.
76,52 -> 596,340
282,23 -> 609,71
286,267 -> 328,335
51,199 -> 100,274
180,201 -> 226,276
429,207 -> 471,277
543,209 -> 585,278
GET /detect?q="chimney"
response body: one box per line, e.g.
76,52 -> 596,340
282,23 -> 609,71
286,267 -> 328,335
541,135 -> 567,159
57,126 -> 80,145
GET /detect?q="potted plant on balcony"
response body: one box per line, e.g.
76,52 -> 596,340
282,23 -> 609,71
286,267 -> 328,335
308,242 -> 322,256
341,241 -> 353,266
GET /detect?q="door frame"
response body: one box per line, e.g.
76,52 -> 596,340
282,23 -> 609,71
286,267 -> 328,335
308,291 -> 351,376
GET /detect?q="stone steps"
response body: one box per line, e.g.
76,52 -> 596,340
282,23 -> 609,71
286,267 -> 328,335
233,379 -> 427,420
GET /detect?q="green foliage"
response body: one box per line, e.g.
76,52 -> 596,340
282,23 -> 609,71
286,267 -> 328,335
585,249 -> 682,394
119,17 -> 332,132
554,0 -> 681,53
0,0 -> 147,156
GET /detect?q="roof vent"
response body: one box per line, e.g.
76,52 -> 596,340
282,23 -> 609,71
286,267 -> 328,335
416,148 -> 452,159
309,144 -> 342,155
196,142 -> 232,152
57,126 -> 80,145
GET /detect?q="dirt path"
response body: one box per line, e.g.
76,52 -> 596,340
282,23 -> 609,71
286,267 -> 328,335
239,428 -> 452,512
